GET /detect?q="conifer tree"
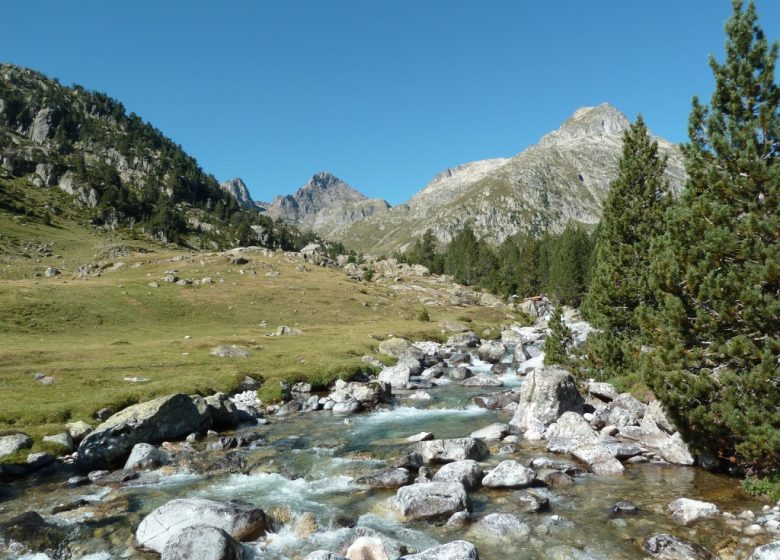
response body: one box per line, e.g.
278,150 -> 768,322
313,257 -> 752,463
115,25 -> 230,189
547,226 -> 592,305
644,1 -> 780,471
544,305 -> 572,366
581,116 -> 671,378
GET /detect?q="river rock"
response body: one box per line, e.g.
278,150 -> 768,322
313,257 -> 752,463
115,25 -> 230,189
399,540 -> 479,560
511,490 -> 549,513
395,481 -> 470,520
539,470 -> 576,488
545,545 -> 600,560
667,498 -> 719,526
546,412 -> 599,454
276,401 -> 303,415
473,389 -> 522,411
329,381 -> 390,407
447,331 -> 479,348
406,432 -> 434,443
482,460 -> 536,488
643,534 -> 713,559
205,393 -> 240,429
432,460 -> 484,491
749,542 -> 780,560
124,442 -> 171,470
529,457 -> 586,475
161,524 -> 245,560
470,423 -> 510,441
618,425 -> 694,466
345,536 -> 390,560
449,366 -> 473,381
474,513 -> 531,538
378,364 -> 412,389
378,337 -> 424,361
460,374 -> 503,387
77,393 -> 210,471
356,467 -> 412,488
66,420 -> 93,443
477,341 -> 506,363
0,433 -> 32,458
447,352 -> 472,366
136,498 -> 266,553
332,400 -> 363,415
571,444 -> 625,475
0,511 -> 69,556
509,367 -> 584,433
587,382 -> 618,402
411,438 -> 489,464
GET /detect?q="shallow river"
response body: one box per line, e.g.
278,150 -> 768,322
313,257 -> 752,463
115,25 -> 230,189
0,363 -> 771,559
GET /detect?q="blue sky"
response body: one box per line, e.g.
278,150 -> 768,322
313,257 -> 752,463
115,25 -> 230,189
2,1 -> 779,205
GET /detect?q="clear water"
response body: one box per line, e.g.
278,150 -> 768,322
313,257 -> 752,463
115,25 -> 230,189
0,367 -> 772,560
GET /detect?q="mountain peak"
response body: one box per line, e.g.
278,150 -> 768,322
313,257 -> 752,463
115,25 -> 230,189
541,103 -> 630,147
220,178 -> 255,209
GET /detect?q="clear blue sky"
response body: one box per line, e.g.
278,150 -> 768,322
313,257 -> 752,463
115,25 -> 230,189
2,1 -> 779,205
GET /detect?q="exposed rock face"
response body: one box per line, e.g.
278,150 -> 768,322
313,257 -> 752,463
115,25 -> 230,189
220,178 -> 255,209
395,482 -> 470,520
339,104 -> 686,254
135,498 -> 267,553
77,393 -> 210,470
260,172 -> 390,237
509,367 -> 584,434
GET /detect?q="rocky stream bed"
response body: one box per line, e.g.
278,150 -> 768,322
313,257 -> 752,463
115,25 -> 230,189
1,314 -> 779,560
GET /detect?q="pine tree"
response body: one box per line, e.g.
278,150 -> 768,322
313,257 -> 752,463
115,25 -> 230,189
643,1 -> 780,472
544,305 -> 572,367
547,226 -> 592,305
581,116 -> 671,378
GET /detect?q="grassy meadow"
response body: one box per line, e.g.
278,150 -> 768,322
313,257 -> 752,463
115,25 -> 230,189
0,180 -> 511,452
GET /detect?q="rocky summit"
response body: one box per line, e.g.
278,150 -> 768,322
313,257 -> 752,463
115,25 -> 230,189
258,171 -> 390,238
338,104 -> 686,254
219,177 -> 255,209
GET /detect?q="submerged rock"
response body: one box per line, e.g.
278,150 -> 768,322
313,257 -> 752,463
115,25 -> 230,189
643,534 -> 713,559
666,498 -> 719,526
395,481 -> 470,520
0,511 -> 69,556
474,512 -> 531,538
135,498 -> 267,553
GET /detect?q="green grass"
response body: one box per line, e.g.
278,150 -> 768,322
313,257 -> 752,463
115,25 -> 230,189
0,178 -> 510,454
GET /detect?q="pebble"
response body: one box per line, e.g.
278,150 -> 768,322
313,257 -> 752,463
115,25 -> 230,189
744,524 -> 763,536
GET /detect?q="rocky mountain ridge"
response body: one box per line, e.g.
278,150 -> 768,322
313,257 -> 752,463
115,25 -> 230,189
337,104 -> 686,254
258,171 -> 391,237
219,177 -> 254,209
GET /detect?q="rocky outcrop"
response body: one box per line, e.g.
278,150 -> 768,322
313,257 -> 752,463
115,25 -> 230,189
509,367 -> 584,436
135,498 -> 266,553
219,178 -> 255,209
77,393 -> 210,470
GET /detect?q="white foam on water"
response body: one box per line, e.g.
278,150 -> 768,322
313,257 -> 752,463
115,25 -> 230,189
263,525 -> 353,556
351,405 -> 488,433
200,472 -> 358,512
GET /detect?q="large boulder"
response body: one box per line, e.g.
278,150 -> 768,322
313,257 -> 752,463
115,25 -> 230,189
136,498 -> 266,553
642,534 -> 712,559
666,498 -> 719,526
618,425 -> 695,466
378,364 -> 412,389
481,460 -> 536,488
410,438 -> 489,464
477,341 -> 506,364
446,331 -> 479,348
509,367 -> 584,432
749,542 -> 780,560
205,393 -> 240,430
161,525 -> 245,560
329,381 -> 391,406
378,338 -> 424,361
395,482 -> 470,521
124,443 -> 171,470
399,541 -> 479,560
545,412 -> 599,454
77,394 -> 210,471
432,460 -> 484,491
570,444 -> 624,476
345,536 -> 390,560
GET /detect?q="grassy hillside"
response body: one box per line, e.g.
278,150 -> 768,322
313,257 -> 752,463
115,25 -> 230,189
0,180 -> 510,452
